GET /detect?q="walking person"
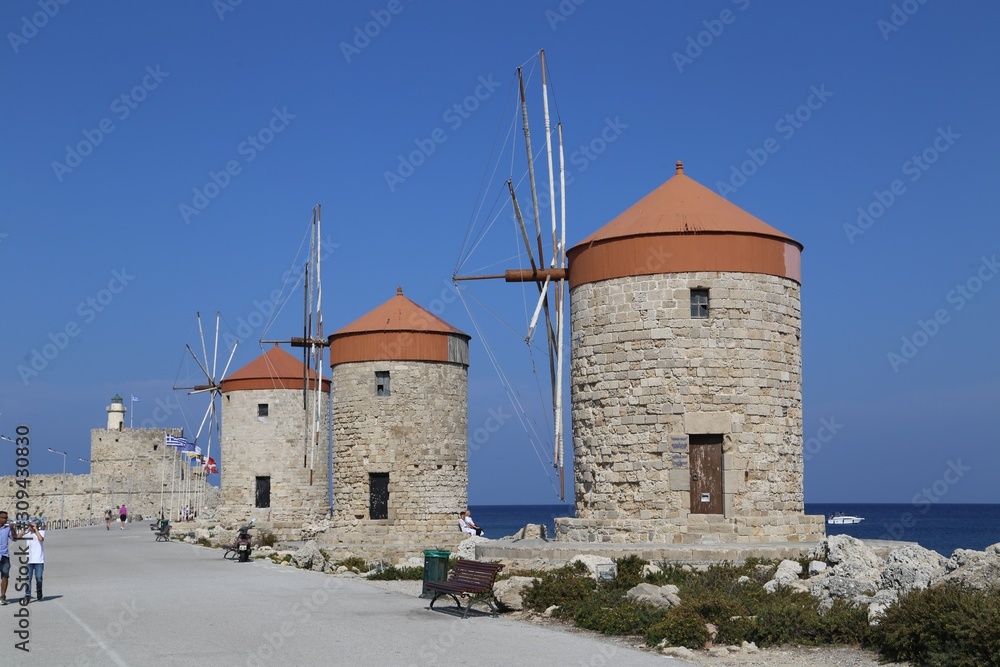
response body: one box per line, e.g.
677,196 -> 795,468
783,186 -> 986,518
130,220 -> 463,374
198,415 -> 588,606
119,504 -> 128,530
0,511 -> 12,605
13,520 -> 44,603
104,508 -> 112,530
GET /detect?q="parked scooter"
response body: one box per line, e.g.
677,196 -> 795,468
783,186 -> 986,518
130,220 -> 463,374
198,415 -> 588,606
225,518 -> 256,562
235,518 -> 256,562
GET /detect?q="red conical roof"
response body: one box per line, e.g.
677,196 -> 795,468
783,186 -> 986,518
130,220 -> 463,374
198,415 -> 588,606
329,287 -> 470,366
577,162 -> 799,246
220,344 -> 330,393
568,162 -> 802,287
333,287 -> 468,337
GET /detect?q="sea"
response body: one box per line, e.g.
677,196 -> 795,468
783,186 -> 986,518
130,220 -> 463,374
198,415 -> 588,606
469,503 -> 1000,557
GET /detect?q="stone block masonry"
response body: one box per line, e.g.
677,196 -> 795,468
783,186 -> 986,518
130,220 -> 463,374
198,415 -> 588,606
562,271 -> 824,544
332,360 -> 467,542
216,388 -> 330,535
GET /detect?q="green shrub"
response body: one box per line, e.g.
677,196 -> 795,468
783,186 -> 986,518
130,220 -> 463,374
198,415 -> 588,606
611,555 -> 648,591
572,589 -> 667,636
747,587 -> 826,645
645,606 -> 710,649
257,530 -> 278,548
873,583 -> 1000,667
522,561 -> 595,616
819,598 -> 870,645
644,561 -> 696,587
195,537 -> 212,547
367,565 -> 424,581
335,556 -> 368,571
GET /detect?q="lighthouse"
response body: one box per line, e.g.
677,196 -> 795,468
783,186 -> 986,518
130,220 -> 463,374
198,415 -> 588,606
106,393 -> 126,431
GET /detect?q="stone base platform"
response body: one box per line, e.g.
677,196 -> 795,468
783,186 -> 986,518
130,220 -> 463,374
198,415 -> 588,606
314,531 -> 467,562
476,538 -> 916,566
555,513 -> 827,545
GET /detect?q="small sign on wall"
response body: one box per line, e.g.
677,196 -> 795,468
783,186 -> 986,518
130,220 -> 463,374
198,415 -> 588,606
700,493 -> 711,503
670,435 -> 689,451
671,453 -> 688,469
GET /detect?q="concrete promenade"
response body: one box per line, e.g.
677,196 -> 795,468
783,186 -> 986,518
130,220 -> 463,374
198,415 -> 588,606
1,524 -> 693,666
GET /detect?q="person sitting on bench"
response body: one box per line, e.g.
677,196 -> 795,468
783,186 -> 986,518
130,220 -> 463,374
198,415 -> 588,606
463,510 -> 484,536
459,511 -> 477,535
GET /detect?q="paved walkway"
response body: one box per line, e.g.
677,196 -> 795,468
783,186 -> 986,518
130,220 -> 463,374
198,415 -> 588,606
1,524 -> 694,666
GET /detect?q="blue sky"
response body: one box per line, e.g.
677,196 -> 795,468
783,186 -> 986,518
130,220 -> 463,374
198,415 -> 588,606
2,2 -> 998,506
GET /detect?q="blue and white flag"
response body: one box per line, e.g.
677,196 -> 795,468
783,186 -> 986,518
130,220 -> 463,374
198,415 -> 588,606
131,394 -> 140,402
165,434 -> 191,448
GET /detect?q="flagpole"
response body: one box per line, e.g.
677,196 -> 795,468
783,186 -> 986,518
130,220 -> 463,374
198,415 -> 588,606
160,434 -> 167,519
169,447 -> 177,521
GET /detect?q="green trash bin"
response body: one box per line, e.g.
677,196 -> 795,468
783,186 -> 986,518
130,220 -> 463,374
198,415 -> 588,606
421,549 -> 451,599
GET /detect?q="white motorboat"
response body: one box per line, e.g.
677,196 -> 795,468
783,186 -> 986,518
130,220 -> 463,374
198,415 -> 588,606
827,513 -> 864,525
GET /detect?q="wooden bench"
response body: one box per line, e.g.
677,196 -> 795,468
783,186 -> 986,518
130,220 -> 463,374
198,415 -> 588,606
425,559 -> 504,618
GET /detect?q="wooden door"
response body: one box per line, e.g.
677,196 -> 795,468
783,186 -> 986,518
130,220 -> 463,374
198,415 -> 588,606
689,434 -> 723,514
369,473 -> 389,520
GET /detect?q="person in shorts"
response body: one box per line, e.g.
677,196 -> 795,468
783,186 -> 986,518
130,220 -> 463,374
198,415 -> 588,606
0,511 -> 12,605
13,520 -> 44,603
119,504 -> 128,529
105,508 -> 112,530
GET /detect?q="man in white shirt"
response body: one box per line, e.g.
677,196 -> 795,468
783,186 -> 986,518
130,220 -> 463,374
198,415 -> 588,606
0,511 -> 12,605
14,521 -> 44,603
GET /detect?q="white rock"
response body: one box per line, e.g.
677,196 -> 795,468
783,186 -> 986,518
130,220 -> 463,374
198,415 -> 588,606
493,576 -> 538,611
569,554 -> 615,580
808,560 -> 827,576
741,640 -> 759,653
881,544 -> 947,593
824,535 -> 884,582
764,578 -> 810,595
291,541 -> 326,571
456,536 -> 490,560
543,605 -> 559,617
772,559 -> 803,584
662,647 -> 695,658
626,583 -> 681,609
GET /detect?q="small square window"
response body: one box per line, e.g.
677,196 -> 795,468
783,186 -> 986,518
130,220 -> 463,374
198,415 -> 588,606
257,403 -> 269,417
690,289 -> 709,319
376,371 -> 390,397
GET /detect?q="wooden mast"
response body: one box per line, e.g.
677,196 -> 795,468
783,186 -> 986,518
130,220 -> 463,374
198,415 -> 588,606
454,51 -> 568,500
288,205 -> 328,486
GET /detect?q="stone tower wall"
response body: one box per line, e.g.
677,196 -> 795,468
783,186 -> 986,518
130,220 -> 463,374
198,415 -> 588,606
0,427 -> 211,526
330,360 -> 468,543
558,271 -> 824,543
218,388 -> 331,533
91,427 -> 211,520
